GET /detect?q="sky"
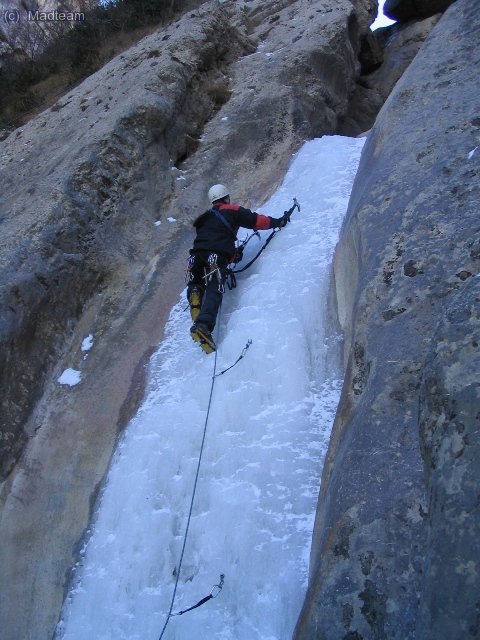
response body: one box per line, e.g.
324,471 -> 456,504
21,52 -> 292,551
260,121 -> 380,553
55,134 -> 365,640
371,0 -> 396,29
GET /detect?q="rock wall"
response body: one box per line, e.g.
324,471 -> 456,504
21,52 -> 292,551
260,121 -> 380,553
0,1 -> 378,638
295,0 -> 480,638
418,275 -> 480,639
384,0 -> 454,21
366,13 -> 441,102
338,8 -> 442,136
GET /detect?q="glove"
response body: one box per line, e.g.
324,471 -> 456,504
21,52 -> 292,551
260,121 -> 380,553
269,213 -> 289,229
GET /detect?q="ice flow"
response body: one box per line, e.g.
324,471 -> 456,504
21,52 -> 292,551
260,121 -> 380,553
56,135 -> 365,640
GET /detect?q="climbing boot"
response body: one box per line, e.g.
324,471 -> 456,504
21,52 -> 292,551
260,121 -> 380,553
188,287 -> 203,322
190,322 -> 216,354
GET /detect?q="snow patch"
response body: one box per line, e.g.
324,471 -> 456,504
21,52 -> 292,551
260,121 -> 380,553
58,369 -> 82,386
81,335 -> 94,352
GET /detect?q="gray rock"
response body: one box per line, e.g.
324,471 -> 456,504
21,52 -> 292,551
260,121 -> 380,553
368,14 -> 442,101
0,0 -> 377,482
171,0 -> 378,215
295,0 -> 480,638
338,15 -> 441,135
418,276 -> 480,639
0,3 -> 251,482
384,0 -> 454,22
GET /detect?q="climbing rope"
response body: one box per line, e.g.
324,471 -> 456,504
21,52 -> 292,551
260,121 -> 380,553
157,305 -> 250,639
160,198 -> 300,636
157,344 -> 219,640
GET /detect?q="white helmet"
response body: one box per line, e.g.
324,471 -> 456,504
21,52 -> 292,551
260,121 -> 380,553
208,183 -> 230,204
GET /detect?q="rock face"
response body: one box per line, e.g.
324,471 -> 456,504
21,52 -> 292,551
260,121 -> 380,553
418,275 -> 480,639
0,1 -> 378,638
367,14 -> 442,101
338,13 -> 441,136
2,0 -> 475,637
295,0 -> 480,638
0,0 -> 375,482
384,0 -> 454,22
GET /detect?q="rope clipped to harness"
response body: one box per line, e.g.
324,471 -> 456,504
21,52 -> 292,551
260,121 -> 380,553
171,574 -> 225,617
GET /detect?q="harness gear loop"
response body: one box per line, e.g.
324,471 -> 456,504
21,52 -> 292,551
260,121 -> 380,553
185,254 -> 196,284
203,253 -> 225,293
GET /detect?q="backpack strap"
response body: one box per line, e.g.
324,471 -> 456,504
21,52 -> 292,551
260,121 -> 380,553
208,208 -> 237,238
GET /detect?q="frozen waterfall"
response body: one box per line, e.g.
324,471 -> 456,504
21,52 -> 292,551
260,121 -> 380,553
56,135 -> 365,640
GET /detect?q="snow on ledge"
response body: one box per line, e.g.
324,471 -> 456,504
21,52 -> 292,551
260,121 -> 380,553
58,368 -> 82,386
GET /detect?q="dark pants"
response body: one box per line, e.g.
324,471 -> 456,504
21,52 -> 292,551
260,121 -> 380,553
186,251 -> 228,331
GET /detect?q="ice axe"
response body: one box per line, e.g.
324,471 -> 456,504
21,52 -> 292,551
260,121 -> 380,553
284,197 -> 300,223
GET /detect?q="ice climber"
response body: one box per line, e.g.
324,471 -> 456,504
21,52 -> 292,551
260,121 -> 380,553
186,183 -> 291,353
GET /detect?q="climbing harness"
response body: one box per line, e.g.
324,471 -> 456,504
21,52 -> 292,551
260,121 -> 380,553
157,303 -> 250,640
186,252 -> 226,293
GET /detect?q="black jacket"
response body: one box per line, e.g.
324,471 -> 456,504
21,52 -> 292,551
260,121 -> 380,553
191,203 -> 271,258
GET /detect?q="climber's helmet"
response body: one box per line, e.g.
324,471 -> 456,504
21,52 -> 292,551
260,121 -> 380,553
208,184 -> 230,205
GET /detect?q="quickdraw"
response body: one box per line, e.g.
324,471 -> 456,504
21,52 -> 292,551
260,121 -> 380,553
203,253 -> 225,293
171,574 -> 225,617
184,254 -> 196,284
